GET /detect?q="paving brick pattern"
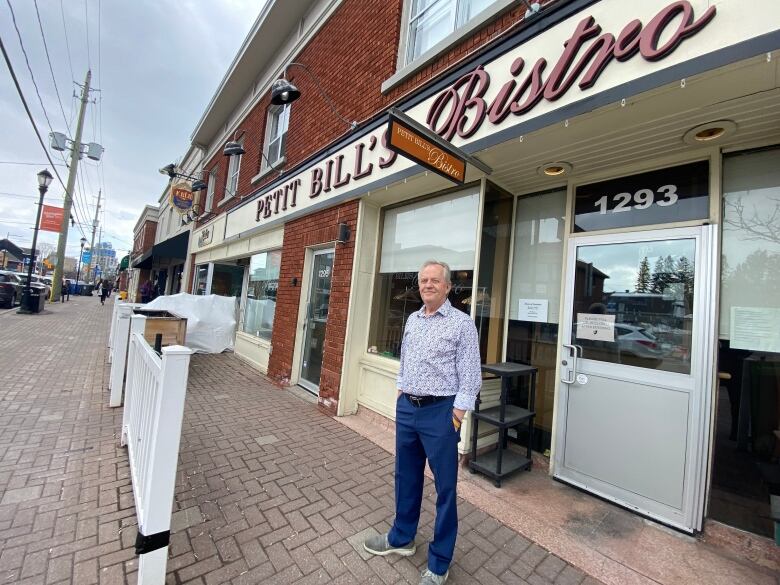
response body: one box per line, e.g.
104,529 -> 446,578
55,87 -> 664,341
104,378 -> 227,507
0,299 -> 597,585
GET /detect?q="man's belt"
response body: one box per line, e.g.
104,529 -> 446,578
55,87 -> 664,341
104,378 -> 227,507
404,393 -> 451,407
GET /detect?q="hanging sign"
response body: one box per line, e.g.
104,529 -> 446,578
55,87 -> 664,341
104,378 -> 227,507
171,182 -> 194,214
387,111 -> 466,184
40,205 -> 64,232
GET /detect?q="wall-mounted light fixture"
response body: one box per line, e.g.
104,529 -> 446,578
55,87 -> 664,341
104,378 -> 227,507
337,222 -> 350,244
270,62 -> 358,131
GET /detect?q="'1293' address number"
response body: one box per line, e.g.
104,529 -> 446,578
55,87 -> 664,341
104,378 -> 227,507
594,185 -> 678,214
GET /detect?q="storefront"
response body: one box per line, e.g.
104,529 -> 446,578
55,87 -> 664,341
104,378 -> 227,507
187,0 -> 779,539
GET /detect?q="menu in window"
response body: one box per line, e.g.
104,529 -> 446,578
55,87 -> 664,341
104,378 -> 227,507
730,307 -> 780,353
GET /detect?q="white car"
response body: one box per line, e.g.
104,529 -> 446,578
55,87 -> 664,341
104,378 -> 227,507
615,324 -> 665,359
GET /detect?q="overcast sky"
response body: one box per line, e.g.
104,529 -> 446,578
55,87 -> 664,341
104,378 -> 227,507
0,0 -> 261,261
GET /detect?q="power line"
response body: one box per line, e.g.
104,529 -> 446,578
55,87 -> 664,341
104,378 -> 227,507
59,0 -> 75,82
84,0 -> 91,70
0,32 -> 68,194
33,0 -> 71,135
5,0 -> 58,147
0,161 -> 67,166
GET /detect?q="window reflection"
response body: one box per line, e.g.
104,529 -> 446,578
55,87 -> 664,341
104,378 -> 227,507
242,250 -> 281,340
572,240 -> 695,374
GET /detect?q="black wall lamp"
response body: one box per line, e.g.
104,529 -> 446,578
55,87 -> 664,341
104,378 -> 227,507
270,62 -> 357,131
337,222 -> 350,244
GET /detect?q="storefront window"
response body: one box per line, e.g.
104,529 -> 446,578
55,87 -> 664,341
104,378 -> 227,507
241,250 -> 281,340
475,183 -> 513,363
194,264 -> 209,295
507,189 -> 566,451
369,186 -> 480,358
712,147 -> 780,538
211,264 -> 244,297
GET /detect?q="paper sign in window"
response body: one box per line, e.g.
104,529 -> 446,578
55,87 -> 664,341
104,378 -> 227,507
576,313 -> 616,342
730,307 -> 780,353
519,299 -> 549,322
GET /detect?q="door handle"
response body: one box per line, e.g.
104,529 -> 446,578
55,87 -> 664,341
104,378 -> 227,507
561,343 -> 578,384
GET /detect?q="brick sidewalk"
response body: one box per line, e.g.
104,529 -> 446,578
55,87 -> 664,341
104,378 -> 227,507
0,298 -> 598,585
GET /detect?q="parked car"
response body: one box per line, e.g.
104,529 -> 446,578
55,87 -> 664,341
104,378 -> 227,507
0,270 -> 24,308
615,324 -> 665,359
14,273 -> 49,298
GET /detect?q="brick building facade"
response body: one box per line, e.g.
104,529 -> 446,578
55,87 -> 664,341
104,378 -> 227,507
176,0 -> 780,543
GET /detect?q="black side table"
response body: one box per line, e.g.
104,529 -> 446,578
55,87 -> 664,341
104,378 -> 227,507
469,362 -> 537,487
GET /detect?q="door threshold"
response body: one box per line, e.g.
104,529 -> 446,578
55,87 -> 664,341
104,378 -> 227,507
297,381 -> 319,397
552,474 -> 695,535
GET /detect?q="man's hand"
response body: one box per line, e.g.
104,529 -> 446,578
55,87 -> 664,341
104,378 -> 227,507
397,389 -> 402,398
452,408 -> 465,431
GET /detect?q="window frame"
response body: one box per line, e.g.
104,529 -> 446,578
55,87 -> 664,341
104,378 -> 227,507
222,141 -> 243,204
262,104 -> 290,172
204,168 -> 216,213
240,249 -> 282,341
383,0 -> 515,93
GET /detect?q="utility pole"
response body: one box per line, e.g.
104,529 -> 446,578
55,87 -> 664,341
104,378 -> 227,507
51,70 -> 91,302
84,189 -> 101,283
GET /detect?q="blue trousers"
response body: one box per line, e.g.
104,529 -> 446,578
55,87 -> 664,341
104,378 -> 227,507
388,394 -> 460,575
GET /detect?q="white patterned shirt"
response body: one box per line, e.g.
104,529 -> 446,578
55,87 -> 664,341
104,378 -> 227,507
396,299 -> 482,411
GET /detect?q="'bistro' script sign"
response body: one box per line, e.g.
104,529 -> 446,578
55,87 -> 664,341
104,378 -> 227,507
426,1 -> 716,141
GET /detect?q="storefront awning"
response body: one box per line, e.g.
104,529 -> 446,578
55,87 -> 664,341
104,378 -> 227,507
0,238 -> 23,259
118,254 -> 130,271
152,231 -> 189,261
131,249 -> 154,269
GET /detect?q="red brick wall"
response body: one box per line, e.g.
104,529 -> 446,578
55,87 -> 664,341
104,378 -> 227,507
198,0 -> 546,210
267,200 -> 358,415
133,220 -> 157,256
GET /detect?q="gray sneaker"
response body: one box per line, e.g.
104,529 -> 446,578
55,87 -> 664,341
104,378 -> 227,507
420,568 -> 449,584
363,533 -> 416,556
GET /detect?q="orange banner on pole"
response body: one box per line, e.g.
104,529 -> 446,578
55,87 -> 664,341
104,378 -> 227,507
40,205 -> 64,232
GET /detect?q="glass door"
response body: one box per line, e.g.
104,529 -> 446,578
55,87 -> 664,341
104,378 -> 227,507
553,226 -> 717,532
299,249 -> 335,393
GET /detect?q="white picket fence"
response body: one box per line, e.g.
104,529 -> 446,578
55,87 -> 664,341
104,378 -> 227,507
121,313 -> 192,585
108,299 -> 141,363
108,302 -> 142,406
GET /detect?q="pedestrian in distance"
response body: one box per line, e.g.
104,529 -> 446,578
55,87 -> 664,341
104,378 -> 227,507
363,260 -> 482,585
61,278 -> 70,302
100,279 -> 110,305
140,279 -> 152,304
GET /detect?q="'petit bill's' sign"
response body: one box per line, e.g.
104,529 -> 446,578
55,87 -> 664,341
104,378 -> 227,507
387,112 -> 466,185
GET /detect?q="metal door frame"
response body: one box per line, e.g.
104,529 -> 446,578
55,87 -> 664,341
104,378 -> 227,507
297,247 -> 335,394
552,225 -> 717,532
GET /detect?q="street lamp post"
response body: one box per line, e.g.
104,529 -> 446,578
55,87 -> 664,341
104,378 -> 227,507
75,237 -> 88,296
18,169 -> 53,314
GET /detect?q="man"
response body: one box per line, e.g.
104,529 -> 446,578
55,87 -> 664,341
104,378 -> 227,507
61,278 -> 70,302
100,279 -> 110,305
364,260 -> 481,585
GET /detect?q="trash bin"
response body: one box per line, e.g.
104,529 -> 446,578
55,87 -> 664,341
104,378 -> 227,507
22,289 -> 45,313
